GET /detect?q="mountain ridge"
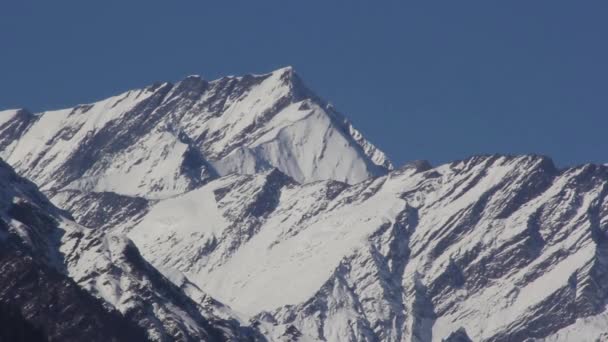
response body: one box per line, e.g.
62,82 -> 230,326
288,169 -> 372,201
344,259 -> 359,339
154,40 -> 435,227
0,66 -> 392,197
1,67 -> 608,341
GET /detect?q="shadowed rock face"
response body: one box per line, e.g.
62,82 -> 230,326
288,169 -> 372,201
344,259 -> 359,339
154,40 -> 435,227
0,302 -> 47,342
0,239 -> 150,342
0,159 -> 262,342
0,166 -> 149,341
49,190 -> 150,230
442,328 -> 473,342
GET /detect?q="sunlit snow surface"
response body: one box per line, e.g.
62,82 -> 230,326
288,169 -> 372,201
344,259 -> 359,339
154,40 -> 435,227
129,156 -> 608,341
2,67 -> 608,341
0,67 -> 391,200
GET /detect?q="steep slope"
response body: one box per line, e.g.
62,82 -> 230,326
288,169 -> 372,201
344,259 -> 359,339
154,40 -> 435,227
3,66 -> 606,342
0,90 -> 216,200
0,159 -> 149,341
126,155 -> 608,341
0,159 -> 258,341
0,67 -> 393,341
0,67 -> 391,204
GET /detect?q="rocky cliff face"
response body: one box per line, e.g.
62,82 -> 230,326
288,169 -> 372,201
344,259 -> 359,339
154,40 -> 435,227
0,160 -> 149,341
1,67 -> 607,341
0,159 -> 258,341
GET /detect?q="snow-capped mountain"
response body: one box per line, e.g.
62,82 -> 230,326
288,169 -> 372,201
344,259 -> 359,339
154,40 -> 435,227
2,67 -> 608,341
0,66 -> 391,201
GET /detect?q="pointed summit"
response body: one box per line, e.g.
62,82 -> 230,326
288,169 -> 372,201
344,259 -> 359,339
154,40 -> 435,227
0,67 -> 392,192
271,65 -> 295,75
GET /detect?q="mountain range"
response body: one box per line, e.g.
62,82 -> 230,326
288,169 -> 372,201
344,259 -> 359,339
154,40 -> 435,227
1,67 -> 607,341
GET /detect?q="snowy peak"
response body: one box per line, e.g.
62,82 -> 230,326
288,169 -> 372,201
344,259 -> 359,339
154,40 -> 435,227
4,65 -> 608,341
0,67 -> 392,200
0,108 -> 33,126
0,83 -> 217,199
163,65 -> 393,180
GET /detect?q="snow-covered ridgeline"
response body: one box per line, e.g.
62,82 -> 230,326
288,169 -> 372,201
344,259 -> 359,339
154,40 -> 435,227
0,66 -> 392,202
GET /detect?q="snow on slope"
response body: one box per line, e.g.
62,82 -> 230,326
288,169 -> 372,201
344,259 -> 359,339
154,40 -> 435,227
1,84 -> 217,199
0,108 -> 35,156
129,172 -> 405,315
4,67 -> 608,341
0,67 -> 395,340
0,158 -> 258,341
0,66 -> 392,203
0,109 -> 21,127
126,155 -> 608,341
0,174 -> 150,342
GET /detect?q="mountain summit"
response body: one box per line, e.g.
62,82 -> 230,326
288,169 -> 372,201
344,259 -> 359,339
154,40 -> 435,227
0,67 -> 392,200
1,68 -> 607,341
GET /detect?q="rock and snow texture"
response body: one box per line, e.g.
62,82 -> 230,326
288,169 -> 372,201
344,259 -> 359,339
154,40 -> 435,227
0,66 -> 391,202
127,155 -> 608,341
0,159 -> 148,341
0,159 -> 257,341
0,66 -> 392,341
3,67 -> 608,341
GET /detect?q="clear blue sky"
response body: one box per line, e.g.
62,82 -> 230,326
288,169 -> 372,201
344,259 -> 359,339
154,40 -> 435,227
1,1 -> 606,167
